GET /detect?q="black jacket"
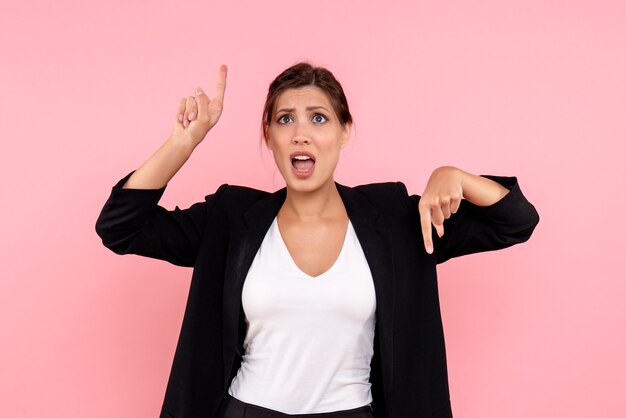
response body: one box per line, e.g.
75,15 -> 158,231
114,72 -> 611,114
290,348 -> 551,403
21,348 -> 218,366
95,172 -> 539,418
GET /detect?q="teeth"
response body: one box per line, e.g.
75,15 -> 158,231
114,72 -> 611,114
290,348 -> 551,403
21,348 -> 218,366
293,155 -> 311,160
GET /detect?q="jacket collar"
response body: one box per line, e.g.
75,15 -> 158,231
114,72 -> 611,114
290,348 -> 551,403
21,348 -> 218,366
239,182 -> 381,228
221,182 -> 395,404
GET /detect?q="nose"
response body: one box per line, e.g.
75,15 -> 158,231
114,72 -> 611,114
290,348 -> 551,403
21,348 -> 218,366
291,119 -> 311,145
291,136 -> 310,145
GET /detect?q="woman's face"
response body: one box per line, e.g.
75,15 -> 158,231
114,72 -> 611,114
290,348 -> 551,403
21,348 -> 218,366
265,86 -> 351,193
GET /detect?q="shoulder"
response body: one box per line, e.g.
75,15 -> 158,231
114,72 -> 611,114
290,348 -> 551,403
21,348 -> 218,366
344,181 -> 414,203
350,181 -> 410,196
204,184 -> 282,222
340,181 -> 416,216
211,183 -> 271,203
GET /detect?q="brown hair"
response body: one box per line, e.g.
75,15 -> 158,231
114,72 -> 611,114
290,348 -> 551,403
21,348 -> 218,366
262,62 -> 353,141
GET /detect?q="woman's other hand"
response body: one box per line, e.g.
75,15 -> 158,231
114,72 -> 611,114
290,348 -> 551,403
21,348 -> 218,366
419,166 -> 510,254
171,64 -> 228,148
419,166 -> 463,254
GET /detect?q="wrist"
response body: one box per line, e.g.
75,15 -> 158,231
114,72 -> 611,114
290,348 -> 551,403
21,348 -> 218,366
434,165 -> 465,185
462,172 -> 509,206
165,135 -> 197,157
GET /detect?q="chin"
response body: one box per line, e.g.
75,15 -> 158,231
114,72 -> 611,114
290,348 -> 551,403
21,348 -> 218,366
284,178 -> 317,192
284,175 -> 335,194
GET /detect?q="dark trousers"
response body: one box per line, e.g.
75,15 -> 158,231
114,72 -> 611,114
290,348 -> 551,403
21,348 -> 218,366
221,395 -> 375,418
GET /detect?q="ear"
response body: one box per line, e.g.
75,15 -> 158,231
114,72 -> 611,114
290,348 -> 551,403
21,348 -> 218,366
263,123 -> 272,150
339,122 -> 352,149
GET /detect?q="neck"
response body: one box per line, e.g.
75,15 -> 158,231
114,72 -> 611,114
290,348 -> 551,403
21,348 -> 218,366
280,178 -> 346,222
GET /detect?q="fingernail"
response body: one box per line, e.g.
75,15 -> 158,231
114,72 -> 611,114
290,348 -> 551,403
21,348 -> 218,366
195,88 -> 204,95
179,114 -> 183,122
188,112 -> 195,120
426,245 -> 433,254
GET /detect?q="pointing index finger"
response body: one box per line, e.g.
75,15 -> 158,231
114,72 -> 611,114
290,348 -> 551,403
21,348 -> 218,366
213,64 -> 228,104
419,202 -> 434,254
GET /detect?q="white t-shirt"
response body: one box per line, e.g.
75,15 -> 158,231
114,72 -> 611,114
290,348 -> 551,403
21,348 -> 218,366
228,218 -> 377,414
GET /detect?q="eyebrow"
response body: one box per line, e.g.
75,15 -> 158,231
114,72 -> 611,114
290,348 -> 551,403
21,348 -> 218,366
275,106 -> 330,114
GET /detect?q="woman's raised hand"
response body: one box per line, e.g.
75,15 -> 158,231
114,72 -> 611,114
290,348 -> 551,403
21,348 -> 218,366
171,65 -> 228,147
120,65 -> 228,190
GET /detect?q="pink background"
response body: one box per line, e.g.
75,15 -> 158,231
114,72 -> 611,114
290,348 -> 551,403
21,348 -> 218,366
1,0 -> 625,416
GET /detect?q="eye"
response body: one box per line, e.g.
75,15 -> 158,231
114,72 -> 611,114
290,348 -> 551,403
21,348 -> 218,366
312,114 -> 327,124
277,114 -> 293,124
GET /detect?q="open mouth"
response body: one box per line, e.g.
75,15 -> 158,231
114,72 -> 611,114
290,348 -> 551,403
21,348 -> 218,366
291,154 -> 315,171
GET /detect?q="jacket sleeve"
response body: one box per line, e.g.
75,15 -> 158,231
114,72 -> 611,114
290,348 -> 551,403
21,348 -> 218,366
94,171 -> 226,267
400,175 -> 540,264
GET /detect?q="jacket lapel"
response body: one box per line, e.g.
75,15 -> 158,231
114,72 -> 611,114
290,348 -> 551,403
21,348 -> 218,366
221,187 -> 286,389
336,183 -> 396,404
221,183 -> 395,401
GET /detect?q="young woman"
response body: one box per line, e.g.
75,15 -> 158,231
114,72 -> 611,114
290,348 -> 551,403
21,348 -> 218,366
96,63 -> 539,418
